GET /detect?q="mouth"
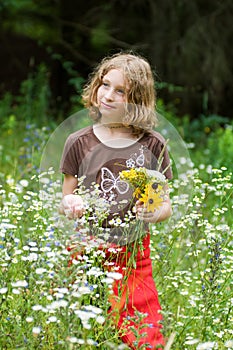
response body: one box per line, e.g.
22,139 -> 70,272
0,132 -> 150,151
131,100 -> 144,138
100,101 -> 115,109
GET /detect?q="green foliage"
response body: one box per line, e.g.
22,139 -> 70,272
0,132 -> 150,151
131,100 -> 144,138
156,98 -> 185,136
16,64 -> 51,124
206,125 -> 233,170
62,59 -> 85,114
0,123 -> 232,349
157,99 -> 231,149
0,121 -> 52,185
1,0 -> 232,119
2,113 -> 16,131
0,93 -> 13,120
152,166 -> 233,348
1,0 -> 59,43
0,65 -> 57,183
91,22 -> 110,51
0,79 -> 232,348
0,178 -> 120,349
0,72 -> 232,348
185,114 -> 230,143
0,63 -> 54,126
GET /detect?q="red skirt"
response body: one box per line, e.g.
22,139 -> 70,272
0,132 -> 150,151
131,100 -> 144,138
105,233 -> 164,350
68,233 -> 164,349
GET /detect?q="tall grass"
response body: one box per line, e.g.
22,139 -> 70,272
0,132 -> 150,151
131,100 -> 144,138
0,75 -> 232,349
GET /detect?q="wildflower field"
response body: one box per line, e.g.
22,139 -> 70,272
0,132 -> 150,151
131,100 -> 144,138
0,114 -> 232,350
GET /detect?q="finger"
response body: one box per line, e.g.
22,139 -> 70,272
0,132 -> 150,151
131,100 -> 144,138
136,214 -> 152,223
73,207 -> 85,219
64,208 -> 74,219
136,207 -> 151,215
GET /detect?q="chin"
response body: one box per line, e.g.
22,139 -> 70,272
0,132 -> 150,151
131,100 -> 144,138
101,111 -> 123,121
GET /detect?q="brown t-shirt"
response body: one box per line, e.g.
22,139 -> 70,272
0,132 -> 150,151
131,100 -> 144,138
60,126 -> 172,243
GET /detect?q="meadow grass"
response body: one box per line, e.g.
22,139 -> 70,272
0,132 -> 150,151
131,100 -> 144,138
0,121 -> 232,350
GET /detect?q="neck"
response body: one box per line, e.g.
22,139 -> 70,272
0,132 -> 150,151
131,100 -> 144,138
99,120 -> 130,129
104,124 -> 128,129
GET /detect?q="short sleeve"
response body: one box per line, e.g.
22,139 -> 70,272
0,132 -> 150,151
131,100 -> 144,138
150,132 -> 173,180
159,142 -> 173,179
60,134 -> 80,176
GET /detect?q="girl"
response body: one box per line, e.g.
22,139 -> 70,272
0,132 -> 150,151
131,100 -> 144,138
60,52 -> 172,349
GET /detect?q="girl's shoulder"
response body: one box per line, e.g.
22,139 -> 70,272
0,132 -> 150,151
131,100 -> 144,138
143,130 -> 167,145
65,125 -> 94,144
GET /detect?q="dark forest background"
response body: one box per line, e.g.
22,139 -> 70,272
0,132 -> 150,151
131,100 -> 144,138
0,0 -> 232,121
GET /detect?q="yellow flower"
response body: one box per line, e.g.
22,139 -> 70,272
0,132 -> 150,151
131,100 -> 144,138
120,168 -> 148,193
133,187 -> 142,199
120,167 -> 167,212
140,183 -> 164,212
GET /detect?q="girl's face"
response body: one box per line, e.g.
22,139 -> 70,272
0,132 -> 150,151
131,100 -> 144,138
97,69 -> 128,123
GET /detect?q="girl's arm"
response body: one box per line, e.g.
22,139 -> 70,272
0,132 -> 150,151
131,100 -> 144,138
59,174 -> 84,219
135,184 -> 172,223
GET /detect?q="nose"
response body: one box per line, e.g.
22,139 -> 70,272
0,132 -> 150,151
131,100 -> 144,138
104,88 -> 114,101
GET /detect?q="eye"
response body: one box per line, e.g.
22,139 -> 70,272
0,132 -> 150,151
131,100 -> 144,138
116,89 -> 125,95
102,82 -> 109,87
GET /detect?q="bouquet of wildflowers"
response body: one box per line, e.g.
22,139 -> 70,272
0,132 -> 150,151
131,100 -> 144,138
119,167 -> 167,212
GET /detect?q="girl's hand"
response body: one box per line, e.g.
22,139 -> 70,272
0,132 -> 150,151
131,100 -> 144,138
135,199 -> 172,223
61,194 -> 84,219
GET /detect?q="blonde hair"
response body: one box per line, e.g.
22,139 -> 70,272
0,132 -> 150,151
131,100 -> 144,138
82,52 -> 158,133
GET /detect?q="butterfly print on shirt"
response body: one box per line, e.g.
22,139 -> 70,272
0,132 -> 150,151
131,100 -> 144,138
101,167 -> 129,194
